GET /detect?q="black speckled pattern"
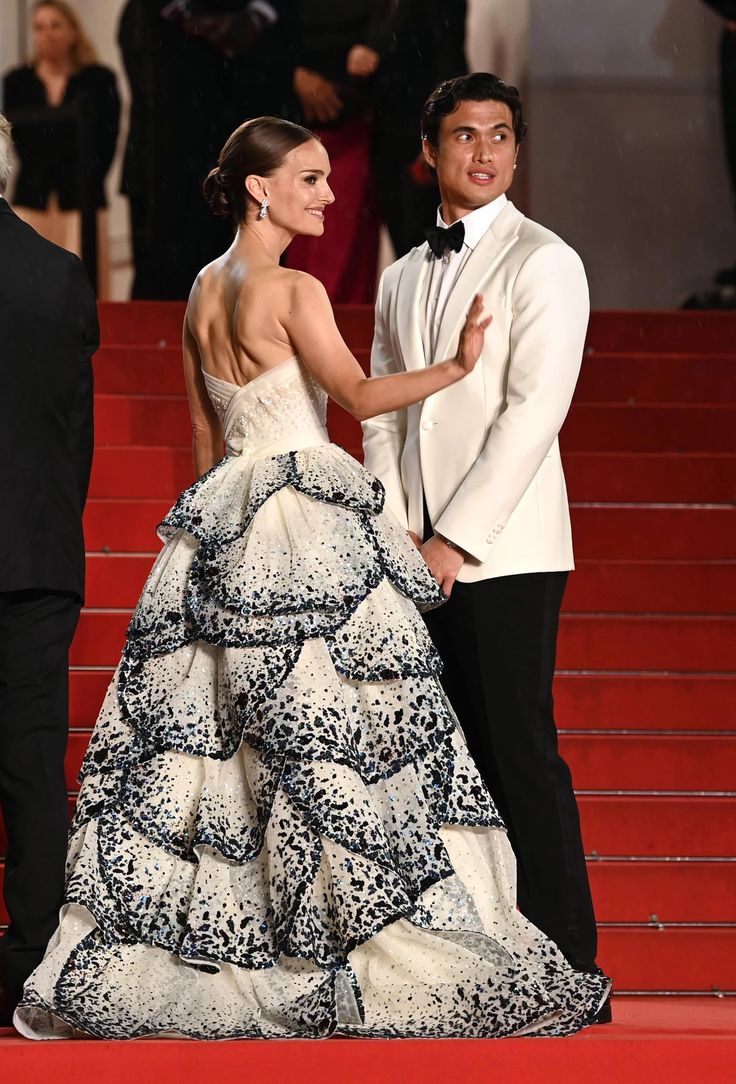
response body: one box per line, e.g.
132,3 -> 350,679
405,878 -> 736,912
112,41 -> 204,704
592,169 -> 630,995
15,361 -> 609,1041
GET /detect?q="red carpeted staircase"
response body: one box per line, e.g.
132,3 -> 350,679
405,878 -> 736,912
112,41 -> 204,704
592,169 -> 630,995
1,304 -> 735,1075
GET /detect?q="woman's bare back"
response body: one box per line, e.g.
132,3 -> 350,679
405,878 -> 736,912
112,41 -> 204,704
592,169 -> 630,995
186,249 -> 304,387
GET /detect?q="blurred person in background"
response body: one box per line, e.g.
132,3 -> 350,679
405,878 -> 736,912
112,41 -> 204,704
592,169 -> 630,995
2,1 -> 120,298
118,0 -> 298,300
372,0 -> 467,257
0,111 -> 97,1028
286,0 -> 401,302
704,2 -> 736,292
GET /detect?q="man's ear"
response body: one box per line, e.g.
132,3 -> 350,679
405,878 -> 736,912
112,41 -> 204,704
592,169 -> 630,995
422,137 -> 437,171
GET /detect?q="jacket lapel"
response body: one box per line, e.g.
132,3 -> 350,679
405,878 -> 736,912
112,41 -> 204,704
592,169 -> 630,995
394,245 -> 433,370
433,201 -> 524,364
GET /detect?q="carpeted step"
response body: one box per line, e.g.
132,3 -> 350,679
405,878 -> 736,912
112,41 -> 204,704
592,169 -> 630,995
84,499 -> 172,551
588,860 -> 736,923
557,614 -> 736,671
562,453 -> 736,503
89,448 -> 193,500
1,792 -> 731,862
586,309 -> 736,353
93,345 -> 736,406
1,1000 -> 735,1082
65,668 -> 736,733
81,554 -> 736,613
61,728 -> 736,793
1,859 -> 732,927
579,795 -> 736,858
598,925 -> 736,991
566,560 -> 736,612
86,447 -> 736,504
575,352 -> 736,404
68,610 -> 736,670
569,508 -> 736,561
98,302 -> 375,350
95,396 -> 736,453
554,673 -> 736,730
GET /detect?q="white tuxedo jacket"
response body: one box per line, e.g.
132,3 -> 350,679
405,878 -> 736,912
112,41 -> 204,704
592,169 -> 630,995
362,201 -> 589,583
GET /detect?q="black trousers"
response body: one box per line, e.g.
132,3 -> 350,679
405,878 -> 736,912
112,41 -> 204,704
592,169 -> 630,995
423,571 -> 598,971
0,589 -> 80,1001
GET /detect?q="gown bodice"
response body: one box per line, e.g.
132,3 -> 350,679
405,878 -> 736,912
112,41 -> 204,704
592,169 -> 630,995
202,356 -> 329,459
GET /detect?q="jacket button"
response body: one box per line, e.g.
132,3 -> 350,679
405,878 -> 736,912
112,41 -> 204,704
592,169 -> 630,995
421,420 -> 434,431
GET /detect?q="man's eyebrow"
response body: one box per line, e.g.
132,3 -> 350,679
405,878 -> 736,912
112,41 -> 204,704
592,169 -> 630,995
449,122 -> 513,134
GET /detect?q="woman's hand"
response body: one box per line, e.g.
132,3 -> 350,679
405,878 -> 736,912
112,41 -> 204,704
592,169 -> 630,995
346,45 -> 380,77
453,294 -> 492,376
294,67 -> 342,124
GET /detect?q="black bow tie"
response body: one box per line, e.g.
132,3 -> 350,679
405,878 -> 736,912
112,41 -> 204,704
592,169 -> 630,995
425,220 -> 465,258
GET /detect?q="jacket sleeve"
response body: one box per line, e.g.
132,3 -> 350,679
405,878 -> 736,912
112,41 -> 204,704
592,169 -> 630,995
434,242 -> 589,562
361,269 -> 410,528
68,256 -> 98,509
85,67 -> 121,182
702,1 -> 736,19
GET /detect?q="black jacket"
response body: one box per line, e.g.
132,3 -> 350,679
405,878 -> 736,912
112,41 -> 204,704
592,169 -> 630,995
2,64 -> 120,210
0,198 -> 97,599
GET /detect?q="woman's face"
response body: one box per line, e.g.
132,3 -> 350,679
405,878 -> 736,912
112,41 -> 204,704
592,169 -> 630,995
258,139 -> 335,236
33,5 -> 77,65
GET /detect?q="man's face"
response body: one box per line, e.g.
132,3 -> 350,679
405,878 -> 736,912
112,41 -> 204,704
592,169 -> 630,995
423,98 -> 518,217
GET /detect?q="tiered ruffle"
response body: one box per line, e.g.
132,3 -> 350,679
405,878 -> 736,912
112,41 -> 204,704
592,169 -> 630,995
16,446 -> 609,1040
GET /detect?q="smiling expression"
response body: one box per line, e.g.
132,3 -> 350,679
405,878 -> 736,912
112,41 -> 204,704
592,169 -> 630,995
423,99 -> 518,221
247,139 -> 335,237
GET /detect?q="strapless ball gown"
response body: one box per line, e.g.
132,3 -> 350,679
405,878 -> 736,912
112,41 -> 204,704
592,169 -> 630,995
15,356 -> 609,1039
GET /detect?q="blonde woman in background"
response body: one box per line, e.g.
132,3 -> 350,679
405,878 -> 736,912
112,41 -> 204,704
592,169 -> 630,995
3,1 -> 120,297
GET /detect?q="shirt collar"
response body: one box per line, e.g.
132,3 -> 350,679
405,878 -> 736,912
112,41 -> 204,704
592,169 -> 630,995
437,193 -> 508,251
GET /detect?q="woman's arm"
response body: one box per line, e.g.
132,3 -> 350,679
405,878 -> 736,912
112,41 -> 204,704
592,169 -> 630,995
284,275 -> 489,422
182,313 -> 223,479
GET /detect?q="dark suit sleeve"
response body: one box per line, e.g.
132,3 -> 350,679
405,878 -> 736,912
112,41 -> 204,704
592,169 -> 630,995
67,257 -> 98,509
703,1 -> 736,18
85,67 -> 121,184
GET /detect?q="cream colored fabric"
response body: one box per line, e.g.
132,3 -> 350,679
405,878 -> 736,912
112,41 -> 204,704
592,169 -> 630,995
14,194 -> 110,298
362,201 -> 589,582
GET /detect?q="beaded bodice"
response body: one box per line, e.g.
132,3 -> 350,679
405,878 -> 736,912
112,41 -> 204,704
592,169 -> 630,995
202,356 -> 329,458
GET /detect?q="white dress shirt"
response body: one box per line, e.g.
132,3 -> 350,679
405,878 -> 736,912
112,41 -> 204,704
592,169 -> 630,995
422,193 -> 508,362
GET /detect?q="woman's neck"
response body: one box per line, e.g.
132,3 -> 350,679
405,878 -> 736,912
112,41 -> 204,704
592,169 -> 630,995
36,56 -> 75,80
234,221 -> 295,264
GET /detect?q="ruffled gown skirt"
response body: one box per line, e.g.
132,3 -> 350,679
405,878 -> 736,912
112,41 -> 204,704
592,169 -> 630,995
15,440 -> 609,1039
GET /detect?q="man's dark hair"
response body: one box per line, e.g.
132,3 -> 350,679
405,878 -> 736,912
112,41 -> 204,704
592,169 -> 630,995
421,73 -> 528,147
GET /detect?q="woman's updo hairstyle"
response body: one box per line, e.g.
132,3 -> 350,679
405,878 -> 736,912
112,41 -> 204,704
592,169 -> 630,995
203,116 -> 317,222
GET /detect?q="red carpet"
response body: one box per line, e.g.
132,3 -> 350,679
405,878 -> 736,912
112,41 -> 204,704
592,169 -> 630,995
1,305 -> 734,1061
0,999 -> 734,1082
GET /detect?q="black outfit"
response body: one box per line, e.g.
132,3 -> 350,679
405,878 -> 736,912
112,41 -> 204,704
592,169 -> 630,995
704,2 -> 736,208
373,0 -> 467,255
421,509 -> 598,974
118,0 -> 298,300
296,0 -> 398,121
0,198 -> 98,1013
2,64 -> 120,211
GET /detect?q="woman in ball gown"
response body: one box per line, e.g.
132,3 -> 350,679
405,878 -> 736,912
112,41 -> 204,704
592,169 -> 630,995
15,117 -> 609,1040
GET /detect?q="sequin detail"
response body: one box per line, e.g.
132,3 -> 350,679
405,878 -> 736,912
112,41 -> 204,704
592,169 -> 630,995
15,358 -> 609,1040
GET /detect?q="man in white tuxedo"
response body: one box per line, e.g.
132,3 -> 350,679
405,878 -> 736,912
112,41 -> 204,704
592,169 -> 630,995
363,73 -> 608,1015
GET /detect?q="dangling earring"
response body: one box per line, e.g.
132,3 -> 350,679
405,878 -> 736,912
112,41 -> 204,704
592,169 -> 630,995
259,197 -> 269,219
513,163 -> 517,171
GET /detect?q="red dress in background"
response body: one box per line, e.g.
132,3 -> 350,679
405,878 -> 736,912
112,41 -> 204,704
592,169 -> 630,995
285,113 -> 380,303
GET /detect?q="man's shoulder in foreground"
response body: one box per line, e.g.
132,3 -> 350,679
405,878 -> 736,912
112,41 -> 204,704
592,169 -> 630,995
511,207 -> 584,268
